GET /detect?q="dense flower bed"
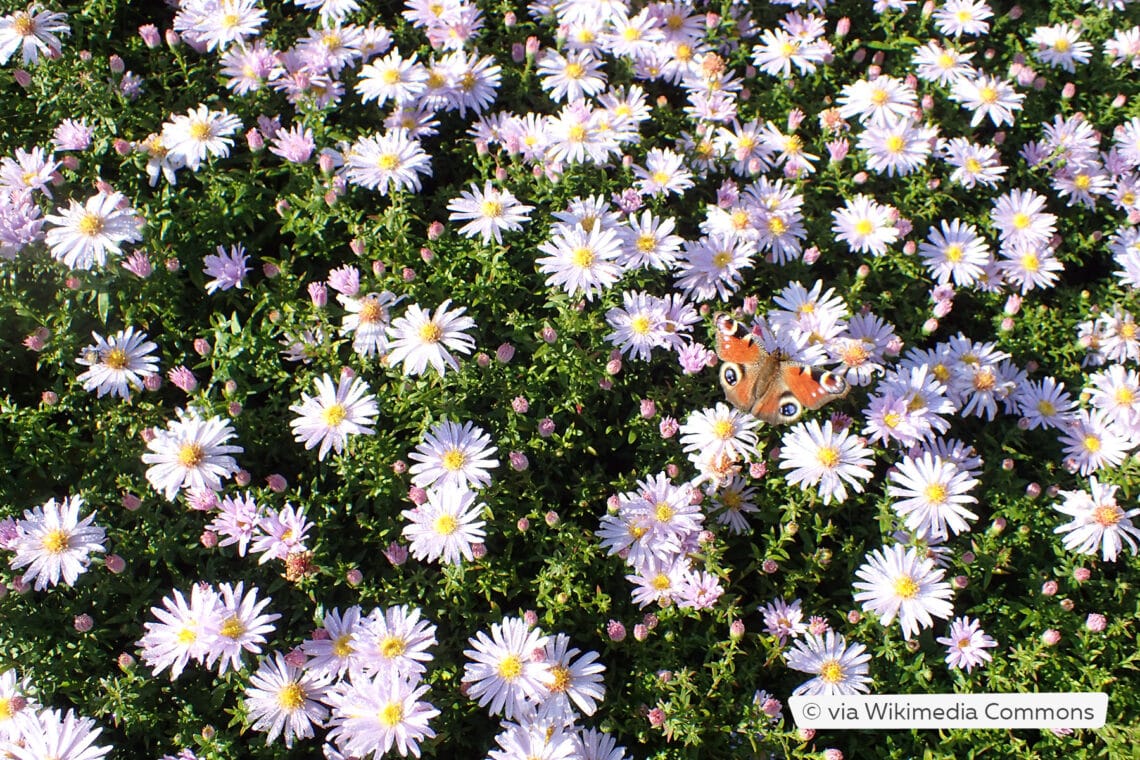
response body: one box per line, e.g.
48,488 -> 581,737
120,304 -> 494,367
2,0 -> 1140,757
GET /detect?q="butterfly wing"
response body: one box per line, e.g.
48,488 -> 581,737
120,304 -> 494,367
714,313 -> 850,425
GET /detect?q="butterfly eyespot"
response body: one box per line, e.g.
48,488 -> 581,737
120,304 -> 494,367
779,400 -> 802,419
720,363 -> 740,386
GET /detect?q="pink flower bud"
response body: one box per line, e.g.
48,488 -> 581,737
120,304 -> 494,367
284,648 -> 307,668
762,559 -> 779,574
607,619 -> 626,641
109,55 -> 125,74
1086,613 -> 1106,632
509,451 -> 529,471
544,510 -> 559,526
308,281 -> 327,308
729,619 -> 745,638
517,517 -> 530,532
246,128 -> 264,152
200,530 -> 218,548
193,338 -> 211,356
408,487 -> 427,506
346,568 -> 364,585
139,24 -> 161,48
13,69 -> 31,88
538,418 -> 555,437
633,623 -> 649,641
1042,629 -> 1061,646
471,542 -> 487,559
659,416 -> 679,439
74,614 -> 94,632
122,493 -> 142,511
165,29 -> 181,48
105,554 -> 126,573
847,609 -> 862,624
1074,567 -> 1091,582
383,542 -> 408,566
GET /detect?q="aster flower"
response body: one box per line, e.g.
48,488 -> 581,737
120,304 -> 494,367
1058,409 -> 1136,475
386,299 -> 477,377
604,290 -> 671,361
202,243 -> 250,294
269,124 -> 316,164
831,194 -> 898,256
538,222 -> 623,301
761,597 -> 808,643
408,419 -> 498,491
201,582 -> 279,676
209,492 -> 262,557
0,6 -> 70,66
778,420 -> 874,505
679,403 -> 759,468
44,190 -> 142,270
192,0 -> 266,51
3,709 -> 110,760
339,290 -> 401,358
918,219 -> 991,287
1053,477 -> 1140,561
10,495 -> 104,591
357,50 -> 428,107
0,669 -> 38,741
401,483 -> 487,565
950,74 -> 1024,128
289,373 -> 379,461
142,408 -> 243,501
344,130 -> 432,195
932,0 -> 992,37
888,452 -> 980,540
326,672 -> 440,759
538,633 -> 606,722
161,105 -> 242,172
537,48 -> 607,103
853,544 -> 954,640
244,652 -> 332,749
0,146 -> 59,198
837,75 -> 916,127
1029,23 -> 1092,73
250,504 -> 312,563
785,632 -> 872,696
936,616 -> 997,673
355,604 -> 438,679
137,583 -> 221,680
75,327 -> 159,400
301,607 -> 365,679
462,617 -> 552,719
447,182 -> 533,244
488,720 -> 578,760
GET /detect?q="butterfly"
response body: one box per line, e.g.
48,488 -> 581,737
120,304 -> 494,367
713,313 -> 849,425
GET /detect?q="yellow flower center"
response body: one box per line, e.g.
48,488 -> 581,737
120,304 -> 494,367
276,683 -> 306,711
564,62 -> 584,79
630,315 -> 651,335
42,529 -> 70,554
1011,212 -> 1030,230
321,403 -> 347,428
0,697 -> 13,721
1037,400 -> 1056,416
780,41 -> 797,58
1120,322 -> 1137,340
924,483 -> 948,504
937,52 -> 955,69
189,122 -> 212,141
104,347 -> 129,371
979,86 -> 998,104
651,573 -> 672,590
497,654 -> 523,681
972,368 -> 996,391
1094,505 -> 1121,527
819,660 -> 844,683
958,637 -> 972,649
652,170 -> 671,185
1020,252 -> 1040,272
78,212 -> 105,237
893,575 -> 919,599
635,233 -> 657,253
965,157 -> 982,173
481,200 -> 503,218
434,514 -> 458,536
177,626 -> 198,645
333,634 -> 354,657
1079,433 -> 1098,452
854,219 -> 874,237
381,68 -> 401,85
655,502 -> 674,522
883,411 -> 902,428
571,246 -> 595,268
870,88 -> 888,106
13,13 -> 33,36
768,216 -> 787,235
220,615 -> 245,640
1074,174 -> 1091,191
358,298 -> 384,324
378,154 -> 399,171
622,26 -> 640,41
379,701 -> 404,727
441,448 -> 467,471
549,664 -> 572,692
221,12 -> 240,29
842,342 -> 870,366
1053,38 -> 1071,53
944,244 -> 963,262
885,135 -> 905,154
712,251 -> 732,268
817,446 -> 840,469
177,443 -> 205,468
784,134 -> 803,155
1116,387 -> 1135,405
380,635 -> 407,658
418,322 -> 443,343
712,419 -> 735,440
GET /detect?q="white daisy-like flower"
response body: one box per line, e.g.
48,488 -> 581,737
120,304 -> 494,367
141,408 -> 243,501
853,544 -> 955,640
4,709 -> 110,760
935,616 -> 997,673
447,182 -> 534,244
243,652 -> 333,749
785,632 -> 872,696
386,299 -> 477,377
10,495 -> 105,591
1053,477 -> 1140,562
408,419 -> 499,490
339,290 -> 401,357
161,104 -> 242,171
778,420 -> 874,505
43,190 -> 143,270
537,224 -> 624,302
401,483 -> 487,565
679,403 -> 760,468
325,671 -> 440,759
887,452 -> 980,540
289,373 -> 379,461
461,617 -> 552,720
75,327 -> 159,400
